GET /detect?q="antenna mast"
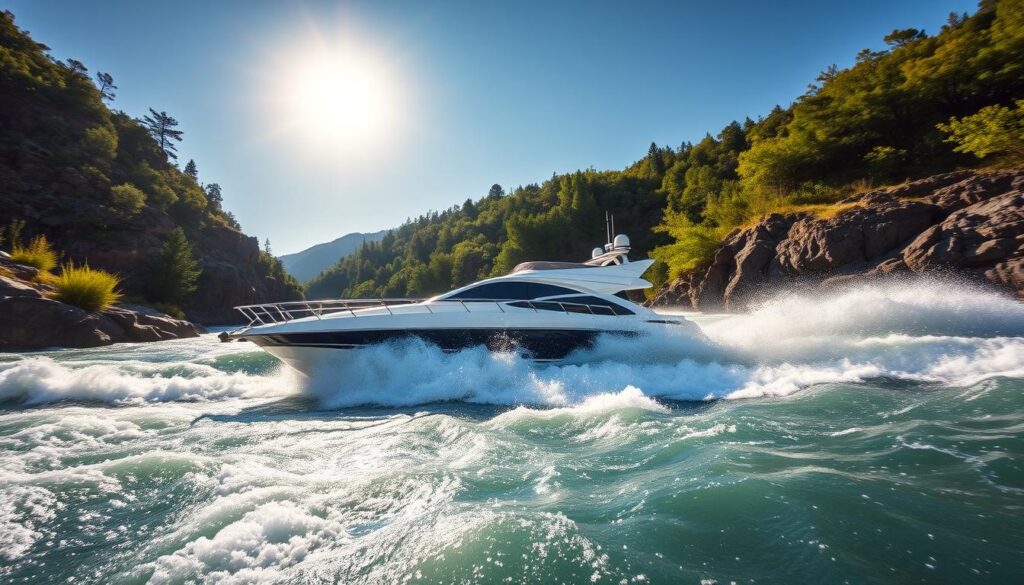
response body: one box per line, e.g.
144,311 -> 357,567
605,211 -> 611,244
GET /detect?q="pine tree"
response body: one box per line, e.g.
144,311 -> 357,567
263,238 -> 272,255
184,159 -> 198,179
65,58 -> 87,76
149,227 -> 200,305
95,72 -> 116,101
142,108 -> 184,160
648,142 -> 665,175
205,183 -> 223,211
884,28 -> 925,47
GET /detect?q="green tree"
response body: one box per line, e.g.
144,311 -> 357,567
64,58 -> 87,76
936,99 -> 1024,160
95,71 -> 116,101
884,28 -> 926,47
148,227 -> 201,305
647,142 -> 665,176
205,183 -> 223,211
183,159 -> 198,179
109,183 -> 146,217
142,108 -> 184,159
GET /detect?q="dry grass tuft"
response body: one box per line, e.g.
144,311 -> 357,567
49,262 -> 122,313
10,235 -> 58,273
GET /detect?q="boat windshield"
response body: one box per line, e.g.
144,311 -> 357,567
444,281 -> 580,301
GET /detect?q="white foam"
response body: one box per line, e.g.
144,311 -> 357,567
0,357 -> 293,405
0,280 -> 1021,409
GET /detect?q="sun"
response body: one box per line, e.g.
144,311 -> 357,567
285,51 -> 392,148
262,31 -> 405,161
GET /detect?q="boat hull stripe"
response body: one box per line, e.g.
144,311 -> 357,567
243,328 -> 636,360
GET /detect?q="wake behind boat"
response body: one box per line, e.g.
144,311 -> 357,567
227,234 -> 686,376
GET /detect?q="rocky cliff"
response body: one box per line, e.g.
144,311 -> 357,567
4,196 -> 300,324
0,255 -> 203,350
0,11 -> 303,326
649,169 -> 1024,310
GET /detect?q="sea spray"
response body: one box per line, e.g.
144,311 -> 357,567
2,280 -> 1023,407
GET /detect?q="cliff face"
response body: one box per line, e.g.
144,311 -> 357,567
0,11 -> 302,325
650,169 -> 1024,310
5,196 -> 298,324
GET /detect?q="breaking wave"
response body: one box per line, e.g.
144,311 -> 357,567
0,352 -> 292,406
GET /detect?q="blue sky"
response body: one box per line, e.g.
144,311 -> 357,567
8,0 -> 977,254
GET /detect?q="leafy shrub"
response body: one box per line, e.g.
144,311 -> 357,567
10,235 -> 58,273
50,262 -> 122,312
110,183 -> 146,216
937,99 -> 1024,162
652,211 -> 731,278
81,125 -> 118,164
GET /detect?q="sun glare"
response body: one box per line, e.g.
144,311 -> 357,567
264,31 -> 405,161
287,54 -> 391,146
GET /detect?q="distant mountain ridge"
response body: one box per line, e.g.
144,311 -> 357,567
280,230 -> 387,283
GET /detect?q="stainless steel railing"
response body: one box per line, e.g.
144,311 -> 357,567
233,297 -> 623,327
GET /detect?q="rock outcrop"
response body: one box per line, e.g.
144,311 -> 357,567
0,256 -> 204,350
4,196 -> 298,324
650,169 -> 1024,310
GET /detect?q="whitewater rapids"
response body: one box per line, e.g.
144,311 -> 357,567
1,279 -> 1022,584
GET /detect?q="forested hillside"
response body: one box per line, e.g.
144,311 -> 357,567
0,11 -> 302,322
280,230 -> 387,283
308,0 -> 1022,300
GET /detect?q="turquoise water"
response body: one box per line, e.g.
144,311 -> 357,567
1,281 -> 1022,584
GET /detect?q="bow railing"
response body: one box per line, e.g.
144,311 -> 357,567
233,297 -> 626,328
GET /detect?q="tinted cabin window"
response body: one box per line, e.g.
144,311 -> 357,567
509,295 -> 634,316
446,282 -> 579,301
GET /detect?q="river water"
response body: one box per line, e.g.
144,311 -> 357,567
1,280 -> 1022,584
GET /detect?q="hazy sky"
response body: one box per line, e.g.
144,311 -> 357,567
8,0 -> 977,254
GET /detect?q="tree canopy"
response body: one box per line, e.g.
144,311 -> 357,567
308,0 -> 1023,299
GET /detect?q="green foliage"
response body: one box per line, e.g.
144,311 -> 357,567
0,10 -> 295,314
142,108 -> 183,159
109,183 -> 146,217
652,0 -> 1024,278
306,169 -> 666,299
95,71 -> 116,101
936,99 -> 1024,161
81,124 -> 118,166
50,262 -> 121,312
148,228 -> 200,305
255,250 -> 305,299
11,235 -> 58,273
652,212 -> 730,277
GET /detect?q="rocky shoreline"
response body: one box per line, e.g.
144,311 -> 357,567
0,255 -> 203,351
649,169 -> 1024,310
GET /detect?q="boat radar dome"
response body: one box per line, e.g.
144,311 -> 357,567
592,247 -> 604,259
613,234 -> 630,250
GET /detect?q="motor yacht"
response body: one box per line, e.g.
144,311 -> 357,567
227,234 -> 685,376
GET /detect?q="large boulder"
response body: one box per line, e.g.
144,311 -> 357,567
0,259 -> 205,350
651,168 -> 1024,310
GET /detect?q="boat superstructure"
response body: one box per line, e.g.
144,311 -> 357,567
228,234 -> 685,376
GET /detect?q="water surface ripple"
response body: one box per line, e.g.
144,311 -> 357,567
1,281 -> 1022,584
